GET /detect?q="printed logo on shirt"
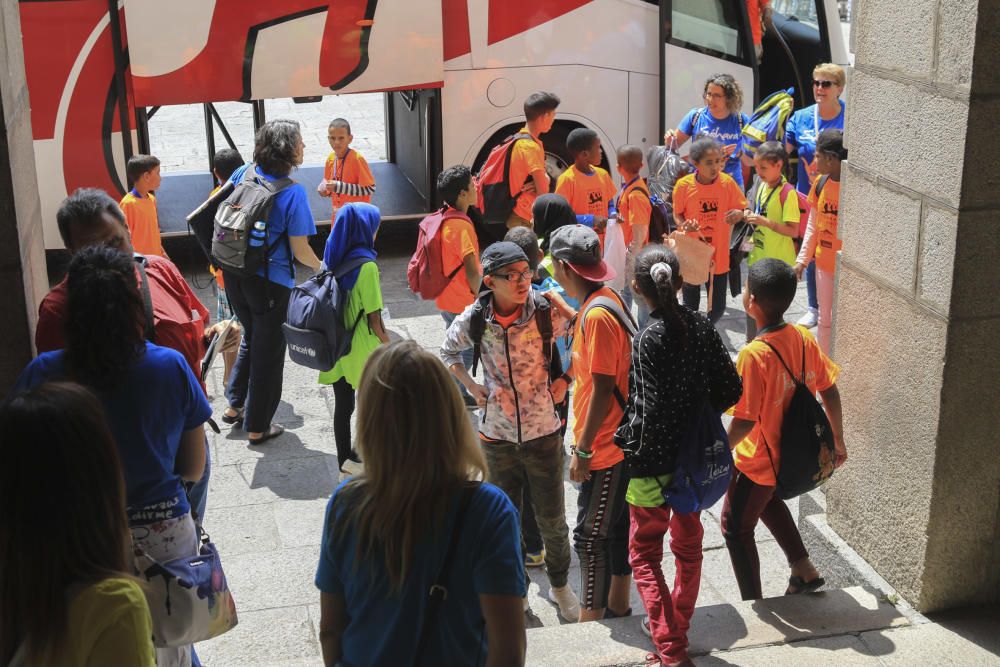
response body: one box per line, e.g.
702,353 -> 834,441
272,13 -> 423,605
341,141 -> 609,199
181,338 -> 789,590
700,200 -> 719,214
588,191 -> 605,207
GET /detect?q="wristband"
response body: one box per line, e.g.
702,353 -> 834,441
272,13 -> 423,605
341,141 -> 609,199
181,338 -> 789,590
560,372 -> 574,384
571,446 -> 593,460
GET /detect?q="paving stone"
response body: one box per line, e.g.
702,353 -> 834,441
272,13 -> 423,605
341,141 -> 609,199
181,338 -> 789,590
203,503 -> 282,558
223,548 -> 323,612
869,612 -> 1000,667
693,633 -> 877,666
196,605 -> 321,666
240,455 -> 338,503
274,498 -> 332,548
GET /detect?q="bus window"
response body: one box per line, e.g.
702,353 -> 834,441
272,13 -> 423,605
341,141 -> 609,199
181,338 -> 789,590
667,0 -> 751,65
771,0 -> 820,29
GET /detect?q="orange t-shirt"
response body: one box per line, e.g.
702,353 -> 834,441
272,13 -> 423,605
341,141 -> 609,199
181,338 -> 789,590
119,191 -> 165,257
494,305 -> 523,329
508,128 -> 545,221
571,287 -> 629,471
324,149 -> 376,217
807,177 -> 842,273
672,172 -> 747,275
434,213 -> 481,314
617,177 -> 652,247
746,0 -> 771,46
730,324 -> 840,486
208,185 -> 225,289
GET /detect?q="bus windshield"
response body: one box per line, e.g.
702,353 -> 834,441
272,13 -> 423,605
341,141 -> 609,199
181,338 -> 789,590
772,0 -> 820,30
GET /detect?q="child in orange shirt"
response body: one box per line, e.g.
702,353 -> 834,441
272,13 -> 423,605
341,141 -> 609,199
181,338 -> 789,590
671,137 -> 747,325
506,91 -> 561,230
795,129 -> 844,355
119,154 -> 165,257
318,118 -> 376,222
555,128 -> 617,244
548,224 -> 634,623
722,258 -> 847,600
615,144 -> 652,322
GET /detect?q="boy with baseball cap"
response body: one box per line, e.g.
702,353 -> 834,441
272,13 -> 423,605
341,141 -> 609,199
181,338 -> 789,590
547,225 -> 635,621
440,241 -> 581,621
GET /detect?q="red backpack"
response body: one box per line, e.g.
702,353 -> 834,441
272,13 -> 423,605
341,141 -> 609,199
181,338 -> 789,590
407,207 -> 470,299
779,182 -> 812,239
475,132 -> 534,226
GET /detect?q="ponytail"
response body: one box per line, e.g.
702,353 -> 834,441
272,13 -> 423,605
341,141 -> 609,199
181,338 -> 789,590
635,245 -> 687,347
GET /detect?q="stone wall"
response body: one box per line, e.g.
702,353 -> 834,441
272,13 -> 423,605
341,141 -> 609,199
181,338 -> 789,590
828,0 -> 1000,612
0,0 -> 45,393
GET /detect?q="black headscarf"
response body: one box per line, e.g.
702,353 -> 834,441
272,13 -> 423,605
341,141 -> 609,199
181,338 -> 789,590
532,193 -> 576,252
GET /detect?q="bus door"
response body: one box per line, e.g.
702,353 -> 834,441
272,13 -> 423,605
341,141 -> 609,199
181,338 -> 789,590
121,0 -> 445,228
659,0 -> 758,136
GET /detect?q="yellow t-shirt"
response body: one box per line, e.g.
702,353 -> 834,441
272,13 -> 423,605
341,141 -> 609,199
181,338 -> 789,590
120,192 -> 165,257
748,180 -> 799,266
30,577 -> 156,666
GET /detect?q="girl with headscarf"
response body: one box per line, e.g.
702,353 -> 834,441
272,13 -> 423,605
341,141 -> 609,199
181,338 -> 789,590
532,193 -> 577,254
318,203 -> 390,474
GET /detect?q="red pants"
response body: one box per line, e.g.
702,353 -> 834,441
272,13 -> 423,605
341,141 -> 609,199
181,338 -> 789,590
628,505 -> 704,664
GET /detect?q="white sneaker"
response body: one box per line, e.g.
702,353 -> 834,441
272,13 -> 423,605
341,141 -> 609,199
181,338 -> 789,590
548,584 -> 580,623
797,307 -> 818,329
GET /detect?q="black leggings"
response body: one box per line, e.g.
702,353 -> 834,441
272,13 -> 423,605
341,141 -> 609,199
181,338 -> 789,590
332,378 -> 356,469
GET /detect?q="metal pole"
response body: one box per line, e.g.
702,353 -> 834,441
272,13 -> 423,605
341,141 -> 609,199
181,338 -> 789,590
204,104 -> 217,183
106,0 -> 133,166
208,104 -> 239,152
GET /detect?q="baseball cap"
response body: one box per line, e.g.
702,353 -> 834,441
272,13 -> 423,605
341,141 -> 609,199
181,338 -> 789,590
480,241 -> 529,276
548,225 -> 616,282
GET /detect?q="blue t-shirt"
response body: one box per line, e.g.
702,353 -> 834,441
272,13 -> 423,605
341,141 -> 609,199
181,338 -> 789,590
679,107 -> 750,188
229,164 -> 317,288
315,482 -> 525,666
13,342 -> 212,524
785,101 -> 846,194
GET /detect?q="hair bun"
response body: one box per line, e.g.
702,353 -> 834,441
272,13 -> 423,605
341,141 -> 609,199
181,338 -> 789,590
651,262 -> 673,282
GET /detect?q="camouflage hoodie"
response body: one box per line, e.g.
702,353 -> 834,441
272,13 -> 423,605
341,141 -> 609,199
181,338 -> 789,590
441,292 -> 569,444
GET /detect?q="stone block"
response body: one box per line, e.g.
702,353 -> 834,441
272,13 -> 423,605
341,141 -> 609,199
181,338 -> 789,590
839,168 -> 920,293
195,605 -> 321,666
917,205 -> 957,312
871,617 -> 1000,667
222,547 -> 323,612
692,633 -> 877,666
935,0 -> 978,88
827,267 -> 948,607
853,0 -> 935,79
846,70 -> 968,208
919,316 -> 1000,611
969,0 -> 1000,96
949,210 -> 1000,319
203,503 -> 282,558
208,456 -> 336,509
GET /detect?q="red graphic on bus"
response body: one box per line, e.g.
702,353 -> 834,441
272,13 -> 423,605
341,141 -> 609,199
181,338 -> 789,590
130,0 -> 379,106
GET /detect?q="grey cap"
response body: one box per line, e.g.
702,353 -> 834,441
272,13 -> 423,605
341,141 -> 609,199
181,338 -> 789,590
548,225 -> 616,282
480,241 -> 529,276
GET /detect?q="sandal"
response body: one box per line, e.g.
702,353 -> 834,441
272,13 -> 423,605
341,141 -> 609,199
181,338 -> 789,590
785,575 -> 826,595
249,424 -> 284,445
221,408 -> 244,425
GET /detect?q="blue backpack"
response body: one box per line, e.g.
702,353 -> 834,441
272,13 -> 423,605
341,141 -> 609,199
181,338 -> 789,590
282,257 -> 370,371
662,394 -> 733,513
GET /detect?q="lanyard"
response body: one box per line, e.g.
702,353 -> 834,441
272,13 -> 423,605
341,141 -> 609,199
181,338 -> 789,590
756,321 -> 787,338
755,182 -> 781,216
332,148 -> 351,181
617,176 -> 641,210
813,104 -> 819,139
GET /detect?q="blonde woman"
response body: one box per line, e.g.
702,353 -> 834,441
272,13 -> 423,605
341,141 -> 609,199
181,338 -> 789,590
315,340 -> 527,667
784,63 -> 846,329
664,73 -> 750,189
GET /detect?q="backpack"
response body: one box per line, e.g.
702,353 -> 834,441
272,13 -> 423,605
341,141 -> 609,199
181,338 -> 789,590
212,165 -> 294,278
475,132 -> 534,227
748,177 -> 811,238
407,207 -> 469,300
186,180 -> 235,268
646,141 -> 691,243
662,394 -> 732,513
468,290 -> 557,379
623,182 -> 674,246
577,292 -> 637,410
282,257 -> 371,371
741,88 -> 796,159
759,331 -> 837,500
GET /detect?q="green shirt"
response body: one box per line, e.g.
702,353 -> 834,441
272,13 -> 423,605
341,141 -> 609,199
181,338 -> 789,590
318,261 -> 384,388
748,179 -> 799,266
626,474 -> 673,508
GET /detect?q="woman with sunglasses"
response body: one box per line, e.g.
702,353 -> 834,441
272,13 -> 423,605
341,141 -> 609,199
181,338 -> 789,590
784,63 -> 846,330
664,74 -> 750,190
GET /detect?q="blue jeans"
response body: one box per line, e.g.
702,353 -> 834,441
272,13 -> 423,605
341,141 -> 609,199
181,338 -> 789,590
805,260 -> 818,310
441,310 -> 474,396
681,273 -> 729,325
186,437 -> 212,521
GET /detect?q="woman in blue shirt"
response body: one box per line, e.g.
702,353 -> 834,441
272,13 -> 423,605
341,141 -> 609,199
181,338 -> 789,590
13,246 -> 211,667
665,74 -> 751,190
784,63 -> 846,329
315,340 -> 526,667
221,119 -> 322,444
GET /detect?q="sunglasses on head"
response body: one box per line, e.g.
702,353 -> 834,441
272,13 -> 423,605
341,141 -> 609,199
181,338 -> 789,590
813,79 -> 835,88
